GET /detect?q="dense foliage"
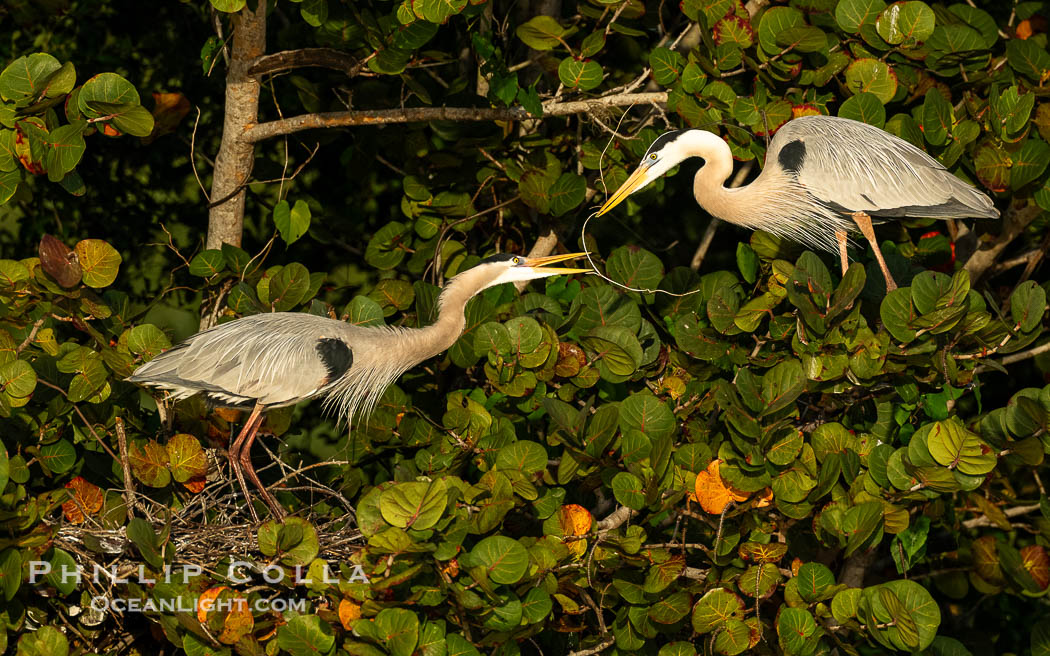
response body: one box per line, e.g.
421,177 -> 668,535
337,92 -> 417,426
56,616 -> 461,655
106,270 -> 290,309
2,0 -> 1050,655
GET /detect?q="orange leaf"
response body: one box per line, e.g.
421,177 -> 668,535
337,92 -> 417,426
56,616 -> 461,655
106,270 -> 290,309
790,558 -> 802,577
218,597 -> 254,644
197,586 -> 229,624
1021,545 -> 1050,589
792,104 -> 822,119
1016,19 -> 1033,39
101,123 -> 121,137
338,599 -> 361,631
183,476 -> 207,494
693,460 -> 749,514
753,488 -> 773,508
441,559 -> 460,578
63,476 -> 104,524
214,407 -> 242,423
147,92 -> 191,143
558,504 -> 594,536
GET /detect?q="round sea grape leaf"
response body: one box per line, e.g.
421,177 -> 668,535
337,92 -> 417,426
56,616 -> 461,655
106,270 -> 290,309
836,0 -> 888,34
74,239 -> 122,288
713,16 -> 754,49
831,587 -> 861,623
471,535 -> 529,584
257,517 -> 319,565
78,72 -> 141,117
0,547 -> 19,600
845,58 -> 898,103
1010,280 -> 1047,332
373,608 -> 419,656
165,434 -> 207,483
925,418 -> 996,475
0,53 -> 61,102
1006,39 -> 1050,82
209,0 -> 246,11
973,141 -> 1010,192
40,440 -> 76,475
606,246 -> 664,291
838,91 -> 886,127
775,26 -> 828,53
269,262 -> 310,311
43,121 -> 86,176
15,626 -> 69,656
880,287 -> 917,342
658,643 -> 697,656
910,270 -> 951,314
474,321 -> 512,359
188,249 -> 226,277
557,58 -> 603,91
1010,137 -> 1050,190
0,259 -> 30,286
276,614 -> 335,656
495,441 -> 547,475
379,479 -> 448,530
619,392 -> 675,440
649,47 -> 685,85
574,284 -> 642,332
864,580 -> 940,650
505,315 -> 543,359
366,221 -> 408,270
128,440 -> 170,487
344,295 -> 385,327
757,6 -> 805,55
715,619 -> 751,655
612,471 -> 645,509
580,31 -> 606,57
777,607 -> 816,653
0,359 -> 36,399
921,90 -> 952,146
648,590 -> 693,624
795,562 -> 836,602
45,548 -> 79,596
740,563 -> 782,599
581,325 -> 642,379
515,16 -> 566,50
84,101 -> 154,137
548,172 -> 586,216
877,1 -> 935,45
771,467 -> 816,503
522,587 -> 553,624
273,198 -> 311,246
761,358 -> 806,416
767,429 -> 803,466
691,587 -> 745,633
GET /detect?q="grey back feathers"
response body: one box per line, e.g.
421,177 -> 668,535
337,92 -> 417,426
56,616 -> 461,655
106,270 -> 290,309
770,115 -> 998,222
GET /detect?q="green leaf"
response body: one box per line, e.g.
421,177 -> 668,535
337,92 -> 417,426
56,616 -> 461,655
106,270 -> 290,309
922,90 -> 952,147
374,608 -> 420,656
0,548 -> 19,601
42,121 -> 86,176
611,471 -> 645,509
274,199 -> 311,245
619,392 -> 675,440
845,59 -> 898,104
0,359 -> 36,399
366,221 -> 409,270
78,72 -> 141,118
838,91 -> 885,127
84,101 -> 154,137
835,0 -> 887,33
1006,39 -> 1050,81
39,438 -> 76,474
165,434 -> 207,483
495,441 -> 547,474
548,172 -> 587,215
1011,138 -> 1050,190
863,580 -> 941,650
876,1 -> 935,45
691,588 -> 745,633
209,0 -> 246,11
15,626 -> 69,656
778,607 -> 816,654
1011,280 -> 1047,332
557,58 -> 603,91
74,239 -> 122,288
126,517 -> 164,569
795,562 -> 835,602
0,53 -> 61,102
380,479 -> 449,530
128,440 -> 170,487
258,517 -> 320,566
345,295 -> 385,327
471,535 -> 529,584
762,359 -> 806,416
606,246 -> 664,291
757,7 -> 804,55
189,249 -> 226,277
649,47 -> 685,85
925,418 -> 996,475
516,16 -> 566,50
300,0 -> 328,26
277,614 -> 336,656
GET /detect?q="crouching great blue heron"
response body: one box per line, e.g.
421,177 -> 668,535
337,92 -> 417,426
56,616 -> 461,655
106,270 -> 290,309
128,252 -> 590,520
596,115 -> 999,291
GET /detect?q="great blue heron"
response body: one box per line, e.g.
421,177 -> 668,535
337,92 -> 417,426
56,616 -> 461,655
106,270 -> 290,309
596,115 -> 999,291
128,252 -> 590,520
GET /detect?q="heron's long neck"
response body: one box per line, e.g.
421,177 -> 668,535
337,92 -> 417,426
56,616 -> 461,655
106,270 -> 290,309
394,268 -> 489,362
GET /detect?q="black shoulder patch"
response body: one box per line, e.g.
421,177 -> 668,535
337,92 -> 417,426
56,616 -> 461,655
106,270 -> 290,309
479,252 -> 520,265
777,140 -> 806,175
645,129 -> 686,157
316,338 -> 353,381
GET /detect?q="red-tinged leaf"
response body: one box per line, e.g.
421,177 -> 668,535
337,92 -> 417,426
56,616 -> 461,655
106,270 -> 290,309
713,15 -> 754,48
38,234 -> 82,287
147,92 -> 191,143
1021,545 -> 1050,589
62,476 -> 104,524
792,103 -> 822,118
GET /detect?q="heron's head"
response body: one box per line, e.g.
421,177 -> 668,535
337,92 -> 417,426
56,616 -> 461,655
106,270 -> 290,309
596,129 -> 728,217
473,252 -> 592,290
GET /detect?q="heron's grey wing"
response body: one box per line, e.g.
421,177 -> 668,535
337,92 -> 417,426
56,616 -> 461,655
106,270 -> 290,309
127,313 -> 354,406
770,115 -> 998,219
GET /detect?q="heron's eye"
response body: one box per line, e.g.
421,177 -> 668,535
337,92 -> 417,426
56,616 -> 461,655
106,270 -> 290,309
512,257 -> 522,265
649,153 -> 658,160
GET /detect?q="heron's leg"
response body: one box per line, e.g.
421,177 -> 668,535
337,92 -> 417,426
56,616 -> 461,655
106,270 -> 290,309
238,416 -> 287,520
229,403 -> 265,523
834,229 -> 849,276
851,212 -> 897,292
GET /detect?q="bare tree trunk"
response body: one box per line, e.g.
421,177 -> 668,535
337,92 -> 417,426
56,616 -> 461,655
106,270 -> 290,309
207,3 -> 267,250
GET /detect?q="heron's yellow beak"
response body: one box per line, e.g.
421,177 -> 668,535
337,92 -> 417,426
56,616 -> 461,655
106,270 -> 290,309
595,164 -> 653,217
522,251 -> 592,275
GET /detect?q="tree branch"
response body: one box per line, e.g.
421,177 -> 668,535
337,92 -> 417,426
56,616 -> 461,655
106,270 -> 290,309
963,203 -> 1045,283
242,92 -> 669,143
247,48 -> 365,78
962,503 -> 1041,529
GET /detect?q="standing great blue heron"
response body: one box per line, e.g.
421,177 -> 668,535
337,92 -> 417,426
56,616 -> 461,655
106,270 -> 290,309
596,115 -> 999,291
128,252 -> 589,520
